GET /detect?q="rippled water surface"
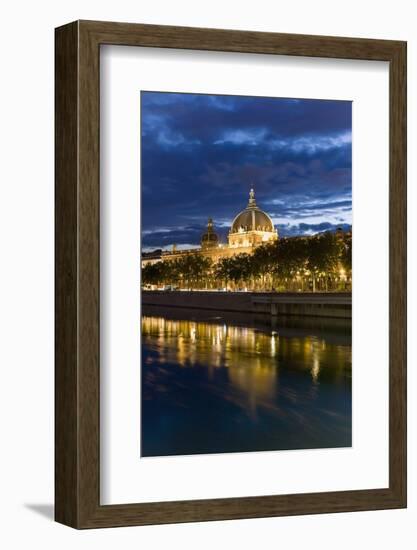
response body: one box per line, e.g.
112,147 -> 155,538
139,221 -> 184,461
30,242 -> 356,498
141,307 -> 352,457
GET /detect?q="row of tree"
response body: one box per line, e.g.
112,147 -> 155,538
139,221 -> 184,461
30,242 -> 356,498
142,232 -> 352,292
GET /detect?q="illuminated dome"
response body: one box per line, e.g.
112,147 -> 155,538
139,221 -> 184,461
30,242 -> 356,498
230,189 -> 274,233
201,218 -> 219,249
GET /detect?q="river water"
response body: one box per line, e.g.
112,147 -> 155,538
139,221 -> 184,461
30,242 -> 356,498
141,306 -> 352,457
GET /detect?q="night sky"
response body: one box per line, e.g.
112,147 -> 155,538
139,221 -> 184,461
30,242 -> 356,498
141,91 -> 352,251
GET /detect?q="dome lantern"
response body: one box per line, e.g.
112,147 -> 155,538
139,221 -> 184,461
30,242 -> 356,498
248,187 -> 257,207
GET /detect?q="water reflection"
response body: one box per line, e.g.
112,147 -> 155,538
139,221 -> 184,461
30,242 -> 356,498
141,307 -> 351,457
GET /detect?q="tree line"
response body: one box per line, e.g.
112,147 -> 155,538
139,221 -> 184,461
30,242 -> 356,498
142,231 -> 352,292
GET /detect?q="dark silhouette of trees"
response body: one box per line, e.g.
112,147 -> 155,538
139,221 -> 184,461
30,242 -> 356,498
340,232 -> 352,272
252,244 -> 276,289
142,254 -> 212,289
214,254 -> 253,289
272,237 -> 308,290
175,254 -> 212,289
307,232 -> 341,291
142,231 -> 352,292
142,261 -> 172,286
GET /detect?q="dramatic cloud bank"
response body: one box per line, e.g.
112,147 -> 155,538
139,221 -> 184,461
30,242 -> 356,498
141,92 -> 352,250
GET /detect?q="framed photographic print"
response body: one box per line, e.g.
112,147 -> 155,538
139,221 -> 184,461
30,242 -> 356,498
55,20 -> 407,528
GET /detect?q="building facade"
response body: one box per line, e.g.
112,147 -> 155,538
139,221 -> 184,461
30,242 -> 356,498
142,189 -> 278,267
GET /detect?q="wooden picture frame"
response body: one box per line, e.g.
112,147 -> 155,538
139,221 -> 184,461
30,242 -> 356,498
55,20 -> 407,528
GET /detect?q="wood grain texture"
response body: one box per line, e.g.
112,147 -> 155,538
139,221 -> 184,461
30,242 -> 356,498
55,20 -> 407,529
388,41 -> 407,504
55,21 -> 79,527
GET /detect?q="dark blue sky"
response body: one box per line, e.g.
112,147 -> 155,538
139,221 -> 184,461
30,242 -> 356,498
141,91 -> 352,251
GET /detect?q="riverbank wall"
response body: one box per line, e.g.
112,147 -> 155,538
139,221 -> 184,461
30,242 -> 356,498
142,291 -> 352,319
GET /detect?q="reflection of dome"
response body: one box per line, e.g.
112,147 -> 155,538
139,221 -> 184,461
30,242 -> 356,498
230,189 -> 274,233
201,218 -> 219,249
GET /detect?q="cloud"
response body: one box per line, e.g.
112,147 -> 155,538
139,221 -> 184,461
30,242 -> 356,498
142,223 -> 230,251
277,222 -> 352,237
140,91 -> 352,248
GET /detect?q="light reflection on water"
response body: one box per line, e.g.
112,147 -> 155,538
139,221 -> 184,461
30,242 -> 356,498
141,309 -> 351,457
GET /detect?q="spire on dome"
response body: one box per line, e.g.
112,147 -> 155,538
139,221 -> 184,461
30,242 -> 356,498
248,187 -> 257,207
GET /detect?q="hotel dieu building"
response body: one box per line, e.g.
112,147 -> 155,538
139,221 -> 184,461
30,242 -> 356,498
142,189 -> 279,267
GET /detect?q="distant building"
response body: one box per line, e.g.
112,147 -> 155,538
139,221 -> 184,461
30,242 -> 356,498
141,249 -> 163,266
142,189 -> 278,267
